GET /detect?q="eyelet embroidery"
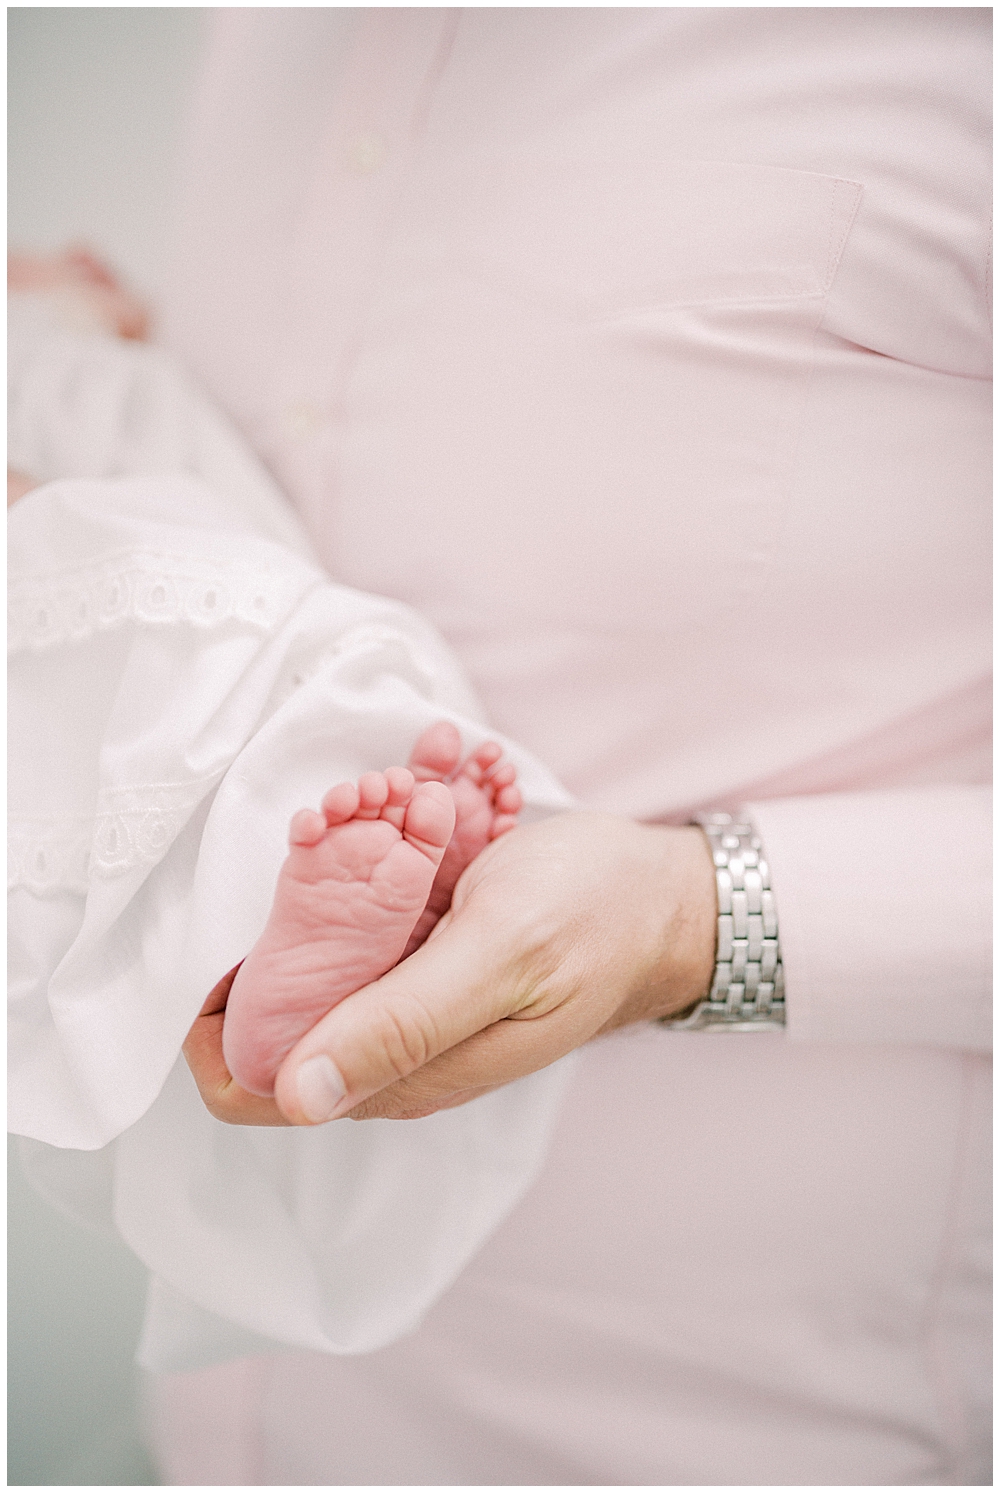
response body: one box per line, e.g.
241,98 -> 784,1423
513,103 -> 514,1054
9,777 -> 223,894
8,548 -> 305,655
8,820 -> 95,896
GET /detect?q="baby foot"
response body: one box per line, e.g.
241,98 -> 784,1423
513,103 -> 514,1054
402,721 -> 523,957
223,768 -> 455,1096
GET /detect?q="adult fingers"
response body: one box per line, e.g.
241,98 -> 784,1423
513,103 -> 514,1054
341,1009 -> 578,1120
273,916 -> 523,1125
8,468 -> 39,507
183,964 -> 291,1126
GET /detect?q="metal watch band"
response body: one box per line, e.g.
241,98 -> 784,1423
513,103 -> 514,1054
659,811 -> 786,1030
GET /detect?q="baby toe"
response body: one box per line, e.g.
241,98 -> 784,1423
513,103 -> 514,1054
495,784 -> 522,815
356,770 -> 390,818
379,767 -> 416,831
384,765 -> 416,806
472,741 -> 503,770
322,782 -> 360,825
289,808 -> 328,846
487,762 -> 517,791
403,779 -> 457,855
409,720 -> 463,780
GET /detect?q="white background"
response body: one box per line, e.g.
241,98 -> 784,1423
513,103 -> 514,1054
9,8 -> 205,1482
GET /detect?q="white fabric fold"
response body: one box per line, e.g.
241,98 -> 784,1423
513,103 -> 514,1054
8,309 -> 576,1366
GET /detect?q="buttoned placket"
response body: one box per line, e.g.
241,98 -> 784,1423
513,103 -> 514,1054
263,9 -> 459,537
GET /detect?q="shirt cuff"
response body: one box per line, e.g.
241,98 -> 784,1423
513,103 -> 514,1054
745,786 -> 991,1051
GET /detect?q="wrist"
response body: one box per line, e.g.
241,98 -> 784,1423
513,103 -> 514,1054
599,823 -> 717,1032
660,812 -> 786,1030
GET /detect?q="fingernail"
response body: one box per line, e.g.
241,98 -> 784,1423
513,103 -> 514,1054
295,1055 -> 346,1122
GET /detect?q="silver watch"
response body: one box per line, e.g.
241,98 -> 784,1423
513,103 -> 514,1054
659,811 -> 786,1030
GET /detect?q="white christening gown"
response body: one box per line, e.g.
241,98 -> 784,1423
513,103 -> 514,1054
8,293 -> 576,1370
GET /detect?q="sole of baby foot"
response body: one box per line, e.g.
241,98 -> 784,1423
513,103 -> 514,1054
402,721 -> 523,957
222,768 -> 455,1097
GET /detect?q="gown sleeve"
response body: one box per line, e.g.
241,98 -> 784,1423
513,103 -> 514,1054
8,306 -> 577,1371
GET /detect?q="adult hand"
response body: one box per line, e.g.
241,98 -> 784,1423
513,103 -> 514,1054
273,812 -> 717,1124
182,963 -> 292,1126
8,245 -> 150,340
8,468 -> 39,507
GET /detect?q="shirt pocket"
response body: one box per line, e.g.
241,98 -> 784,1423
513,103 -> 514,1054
359,158 -> 864,642
426,155 -> 862,322
403,159 -> 863,625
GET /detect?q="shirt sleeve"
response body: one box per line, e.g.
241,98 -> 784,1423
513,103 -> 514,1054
747,786 -> 991,1052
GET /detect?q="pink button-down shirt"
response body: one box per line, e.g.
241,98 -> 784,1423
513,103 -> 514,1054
153,10 -> 990,1484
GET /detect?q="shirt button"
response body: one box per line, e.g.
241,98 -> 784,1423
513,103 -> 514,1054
344,132 -> 388,176
283,401 -> 325,440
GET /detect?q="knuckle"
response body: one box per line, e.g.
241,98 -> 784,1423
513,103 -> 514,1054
347,1081 -> 446,1123
203,1092 -> 233,1123
198,1076 -> 242,1125
375,994 -> 439,1078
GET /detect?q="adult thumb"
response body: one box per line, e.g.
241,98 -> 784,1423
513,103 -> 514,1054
272,911 -> 508,1124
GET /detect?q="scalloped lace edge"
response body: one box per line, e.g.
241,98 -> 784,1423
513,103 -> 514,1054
9,548 -> 306,655
9,778 -> 222,893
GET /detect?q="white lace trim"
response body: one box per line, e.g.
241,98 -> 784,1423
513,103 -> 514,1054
8,548 -> 307,655
9,778 -> 220,894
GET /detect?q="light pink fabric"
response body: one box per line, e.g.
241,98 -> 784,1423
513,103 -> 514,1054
152,8 -> 991,1484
